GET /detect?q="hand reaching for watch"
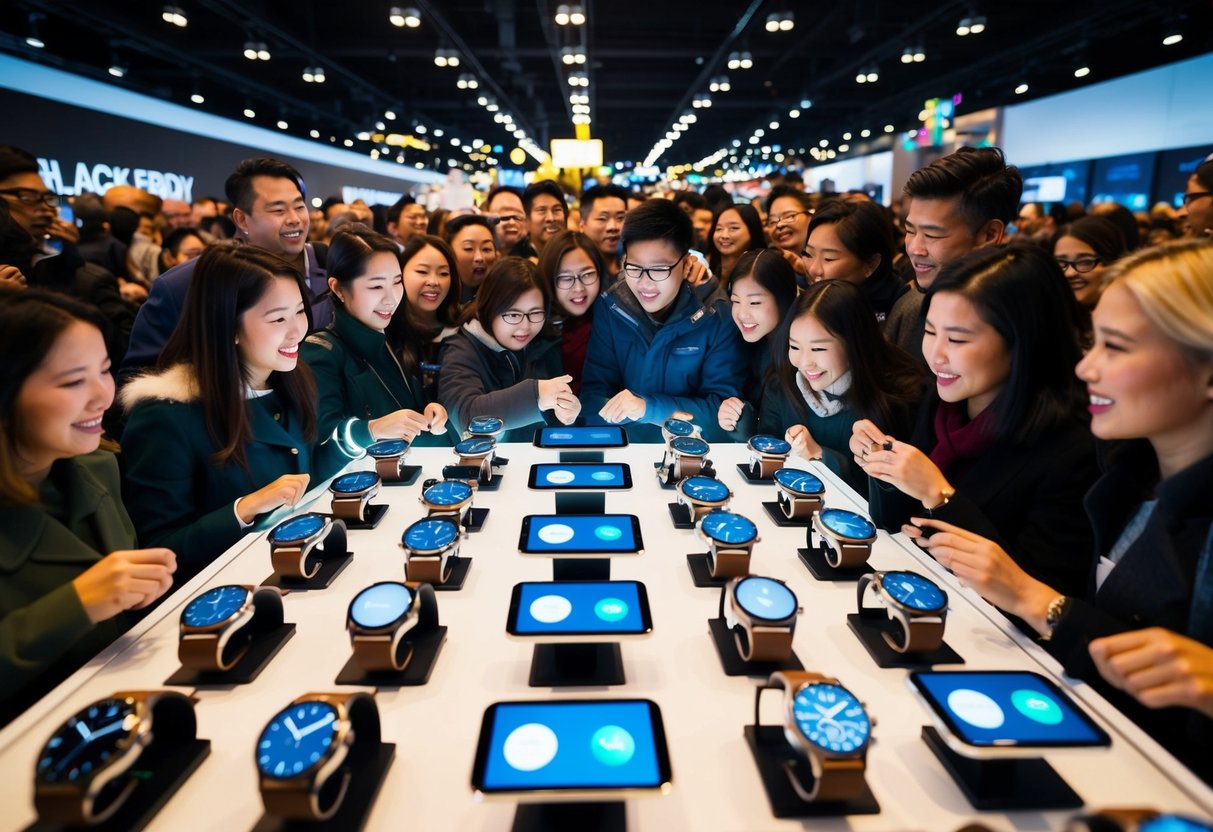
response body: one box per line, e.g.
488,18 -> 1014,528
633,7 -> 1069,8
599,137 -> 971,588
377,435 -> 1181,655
237,473 -> 311,524
599,389 -> 646,424
72,548 -> 177,623
1089,628 -> 1213,719
849,420 -> 952,509
370,408 -> 432,441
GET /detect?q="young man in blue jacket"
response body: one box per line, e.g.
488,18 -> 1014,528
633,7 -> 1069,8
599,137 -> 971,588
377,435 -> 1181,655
581,198 -> 746,442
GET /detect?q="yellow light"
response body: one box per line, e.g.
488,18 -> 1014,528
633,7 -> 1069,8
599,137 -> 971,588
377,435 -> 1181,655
509,147 -> 527,165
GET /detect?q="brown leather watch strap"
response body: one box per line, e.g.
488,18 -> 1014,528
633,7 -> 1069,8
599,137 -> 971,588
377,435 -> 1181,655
780,491 -> 821,520
271,520 -> 347,580
824,540 -> 870,569
331,494 -> 367,522
887,618 -> 945,654
790,756 -> 867,803
375,455 -> 403,481
735,625 -> 794,662
350,584 -> 439,672
757,456 -> 785,478
404,553 -> 450,585
709,547 -> 750,579
673,455 -> 703,479
179,587 -> 284,672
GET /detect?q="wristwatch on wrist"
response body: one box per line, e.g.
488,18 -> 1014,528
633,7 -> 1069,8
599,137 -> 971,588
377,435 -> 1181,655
773,467 -> 825,520
811,508 -> 877,569
366,439 -> 411,482
856,571 -> 948,653
268,513 -> 349,580
660,435 -> 711,484
466,415 -> 505,440
453,436 -> 496,482
418,478 -> 475,524
697,510 -> 759,579
722,575 -> 800,662
676,474 -> 732,522
748,435 -> 792,478
34,690 -> 199,825
347,582 -> 440,672
400,517 -> 462,584
179,584 -> 284,672
661,416 -> 700,444
1042,595 -> 1072,641
762,671 -> 872,802
329,471 -> 381,523
256,691 -> 381,821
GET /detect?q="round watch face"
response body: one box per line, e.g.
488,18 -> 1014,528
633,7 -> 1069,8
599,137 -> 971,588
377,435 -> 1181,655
819,508 -> 876,540
663,418 -> 695,437
679,475 -> 729,504
257,700 -> 340,779
331,471 -> 380,494
749,434 -> 791,455
367,439 -> 409,458
182,585 -> 251,629
792,682 -> 871,754
734,576 -> 797,622
37,697 -> 137,784
773,468 -> 824,495
468,415 -> 504,435
881,571 -> 948,612
701,510 -> 758,545
455,437 -> 496,456
423,479 -> 474,506
403,518 -> 459,551
670,436 -> 710,456
349,582 -> 414,629
269,513 -> 328,545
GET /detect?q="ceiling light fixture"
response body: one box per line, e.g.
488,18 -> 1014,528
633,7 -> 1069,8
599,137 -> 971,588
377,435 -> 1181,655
161,5 -> 188,27
956,15 -> 986,36
434,48 -> 460,67
1074,65 -> 1090,78
108,60 -> 128,78
25,12 -> 45,48
1014,82 -> 1029,94
390,7 -> 421,27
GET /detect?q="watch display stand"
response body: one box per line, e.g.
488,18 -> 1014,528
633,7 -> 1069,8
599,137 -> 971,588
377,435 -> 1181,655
653,460 -> 715,489
667,502 -> 696,530
381,465 -> 422,487
443,465 -> 503,491
742,726 -> 880,818
559,451 -> 604,463
845,613 -> 964,668
685,553 -> 736,588
251,742 -> 396,832
920,726 -> 1083,810
735,463 -> 776,484
511,801 -> 625,832
165,625 -> 297,687
552,558 -> 611,581
263,552 -> 353,591
462,507 -> 490,533
418,556 -> 472,591
28,740 -> 211,832
335,626 -> 448,687
492,454 -> 509,468
528,642 -> 626,687
797,546 -> 873,582
707,618 -> 803,677
333,502 -> 388,531
761,501 -> 812,527
554,491 -> 605,514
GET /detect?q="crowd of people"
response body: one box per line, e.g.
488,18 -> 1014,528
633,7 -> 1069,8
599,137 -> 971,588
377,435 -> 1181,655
1,140 -> 1211,784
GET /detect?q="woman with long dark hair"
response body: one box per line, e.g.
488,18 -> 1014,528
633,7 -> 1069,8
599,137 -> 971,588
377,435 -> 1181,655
704,204 -> 765,283
804,198 -> 905,322
385,234 -> 462,401
538,231 -> 607,395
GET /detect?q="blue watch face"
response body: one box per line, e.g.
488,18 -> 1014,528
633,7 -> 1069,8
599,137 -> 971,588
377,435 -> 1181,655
664,418 -> 694,437
182,585 -> 250,628
734,576 -> 797,621
456,437 -> 496,456
424,479 -> 473,505
882,571 -> 947,612
792,683 -> 871,753
404,518 -> 459,551
257,701 -> 340,779
750,435 -> 791,455
820,508 -> 876,540
701,511 -> 758,545
331,471 -> 379,494
680,475 -> 728,503
269,513 -> 327,545
367,439 -> 409,457
37,698 -> 136,784
670,436 -> 710,456
469,416 -> 504,434
349,582 -> 413,629
773,468 -> 824,495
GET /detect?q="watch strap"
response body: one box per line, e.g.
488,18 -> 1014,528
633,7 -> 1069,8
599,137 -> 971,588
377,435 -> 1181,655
350,584 -> 439,672
779,490 -> 821,520
824,539 -> 870,570
374,455 -> 404,481
735,625 -> 794,662
331,492 -> 370,522
755,455 -> 785,478
404,550 -> 452,584
673,454 -> 703,480
788,756 -> 867,803
708,546 -> 750,579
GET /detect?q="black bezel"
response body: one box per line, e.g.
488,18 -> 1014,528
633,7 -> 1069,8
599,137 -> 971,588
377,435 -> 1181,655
505,580 -> 653,637
518,514 -> 644,555
532,425 -> 629,448
527,462 -> 634,491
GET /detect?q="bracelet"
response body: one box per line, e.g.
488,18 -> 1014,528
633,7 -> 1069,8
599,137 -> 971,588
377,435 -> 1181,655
926,485 -> 955,512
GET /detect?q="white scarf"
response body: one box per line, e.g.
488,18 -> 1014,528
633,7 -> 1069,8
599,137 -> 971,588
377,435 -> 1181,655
796,370 -> 852,418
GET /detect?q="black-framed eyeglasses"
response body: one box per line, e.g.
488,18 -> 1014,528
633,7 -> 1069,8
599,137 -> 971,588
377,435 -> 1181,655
620,253 -> 686,282
554,269 -> 599,289
763,210 -> 809,229
1055,256 -> 1102,274
500,309 -> 547,324
0,188 -> 60,208
1182,191 -> 1212,207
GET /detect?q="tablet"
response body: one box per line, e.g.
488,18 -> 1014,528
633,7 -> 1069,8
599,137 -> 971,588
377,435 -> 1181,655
908,670 -> 1110,758
507,581 -> 652,641
534,426 -> 629,448
519,514 -> 643,556
471,699 -> 673,800
528,462 -> 632,490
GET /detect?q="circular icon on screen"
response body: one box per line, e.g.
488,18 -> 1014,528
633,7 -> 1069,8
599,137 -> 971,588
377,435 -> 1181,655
590,725 -> 635,767
1011,689 -> 1064,725
544,469 -> 576,485
529,595 -> 573,624
594,524 -> 623,541
590,470 -> 616,482
594,598 -> 628,622
536,523 -> 575,545
947,689 -> 1005,729
503,723 -> 559,772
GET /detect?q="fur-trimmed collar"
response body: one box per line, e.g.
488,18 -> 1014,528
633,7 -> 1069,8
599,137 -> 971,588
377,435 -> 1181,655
119,363 -> 200,411
463,318 -> 505,352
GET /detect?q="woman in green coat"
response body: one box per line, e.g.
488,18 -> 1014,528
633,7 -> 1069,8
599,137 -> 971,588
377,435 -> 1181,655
0,291 -> 175,718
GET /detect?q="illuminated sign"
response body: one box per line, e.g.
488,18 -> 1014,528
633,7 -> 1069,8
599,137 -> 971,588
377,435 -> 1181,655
37,157 -> 195,200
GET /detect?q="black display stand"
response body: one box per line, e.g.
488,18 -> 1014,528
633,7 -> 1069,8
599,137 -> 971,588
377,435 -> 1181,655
492,455 -> 509,468
743,726 -> 880,818
686,553 -> 731,587
28,740 -> 210,832
511,801 -> 625,832
334,626 -> 448,687
559,451 -> 604,463
845,614 -> 964,668
920,726 -> 1083,810
263,551 -> 353,591
554,491 -> 605,514
416,555 -> 471,591
334,502 -> 388,531
667,502 -> 696,529
707,618 -> 803,676
653,461 -> 675,490
528,642 -> 625,687
251,742 -> 396,832
735,463 -> 776,484
553,558 -> 611,581
797,547 -> 873,582
477,473 -> 505,492
761,501 -> 811,527
165,624 -> 296,687
381,465 -> 422,486
463,506 -> 490,532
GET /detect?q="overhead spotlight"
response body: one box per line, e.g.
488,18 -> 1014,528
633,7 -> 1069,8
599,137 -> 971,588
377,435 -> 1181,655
25,12 -> 45,48
161,5 -> 188,27
434,48 -> 459,67
727,51 -> 740,70
710,75 -> 731,93
1014,82 -> 1029,94
344,139 -> 354,147
1074,65 -> 1090,78
866,68 -> 879,83
243,107 -> 256,118
385,110 -> 396,120
108,60 -> 128,78
389,6 -> 421,27
561,46 -> 586,64
1162,25 -> 1183,46
788,108 -> 800,118
456,73 -> 479,89
243,41 -> 258,60
569,4 -> 586,25
957,15 -> 986,36
277,119 -> 289,130
765,12 -> 779,32
883,123 -> 894,133
769,120 -> 779,130
901,48 -> 913,64
302,66 -> 326,83
843,132 -> 852,140
555,4 -> 570,25
190,91 -> 205,104
258,43 -> 270,60
310,129 -> 320,138
860,128 -> 871,137
740,51 -> 753,69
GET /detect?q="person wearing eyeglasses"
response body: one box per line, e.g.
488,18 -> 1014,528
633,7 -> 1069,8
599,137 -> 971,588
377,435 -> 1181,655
484,186 -> 526,251
578,184 -> 629,277
580,199 -> 747,442
538,231 -> 608,396
1053,216 -> 1129,350
438,256 -> 576,440
386,195 -> 428,249
509,180 -> 568,261
1180,154 -> 1213,239
763,185 -> 814,279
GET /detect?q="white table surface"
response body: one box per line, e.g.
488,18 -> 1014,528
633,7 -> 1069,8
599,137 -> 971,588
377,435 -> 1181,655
2,442 -> 1211,832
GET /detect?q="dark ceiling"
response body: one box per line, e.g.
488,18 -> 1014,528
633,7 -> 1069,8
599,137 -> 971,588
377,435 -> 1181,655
2,0 -> 1211,174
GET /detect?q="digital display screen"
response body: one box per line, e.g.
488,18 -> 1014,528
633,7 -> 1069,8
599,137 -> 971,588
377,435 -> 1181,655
519,514 -> 642,554
1155,144 -> 1213,209
735,576 -> 797,622
881,571 -> 947,613
1140,816 -> 1213,832
750,435 -> 791,455
331,471 -> 379,494
528,463 -> 632,490
1018,160 -> 1091,207
534,426 -> 628,448
819,508 -> 875,540
508,581 -> 651,636
269,513 -> 327,544
182,585 -> 250,628
1091,152 -> 1156,212
367,439 -> 409,457
348,582 -> 412,629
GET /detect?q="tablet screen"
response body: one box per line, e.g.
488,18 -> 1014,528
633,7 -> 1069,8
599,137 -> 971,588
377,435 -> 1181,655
534,426 -> 629,448
519,514 -> 642,554
528,463 -> 632,490
508,581 -> 651,636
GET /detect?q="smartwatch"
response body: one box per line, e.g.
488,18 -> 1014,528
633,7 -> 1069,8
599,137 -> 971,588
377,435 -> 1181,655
856,570 -> 949,654
722,575 -> 800,662
34,690 -> 198,825
661,416 -> 700,444
661,435 -> 711,484
179,584 -> 284,672
366,439 -> 411,482
763,671 -> 872,802
773,467 -> 825,520
748,435 -> 792,478
256,691 -> 381,821
329,471 -> 381,524
401,517 -> 462,584
466,415 -> 505,440
346,582 -> 440,672
453,436 -> 496,482
418,479 -> 475,524
811,508 -> 877,569
697,510 -> 759,579
676,474 -> 732,522
268,513 -> 349,580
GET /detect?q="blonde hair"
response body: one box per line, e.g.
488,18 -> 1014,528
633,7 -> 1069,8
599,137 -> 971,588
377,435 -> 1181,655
1102,239 -> 1213,363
